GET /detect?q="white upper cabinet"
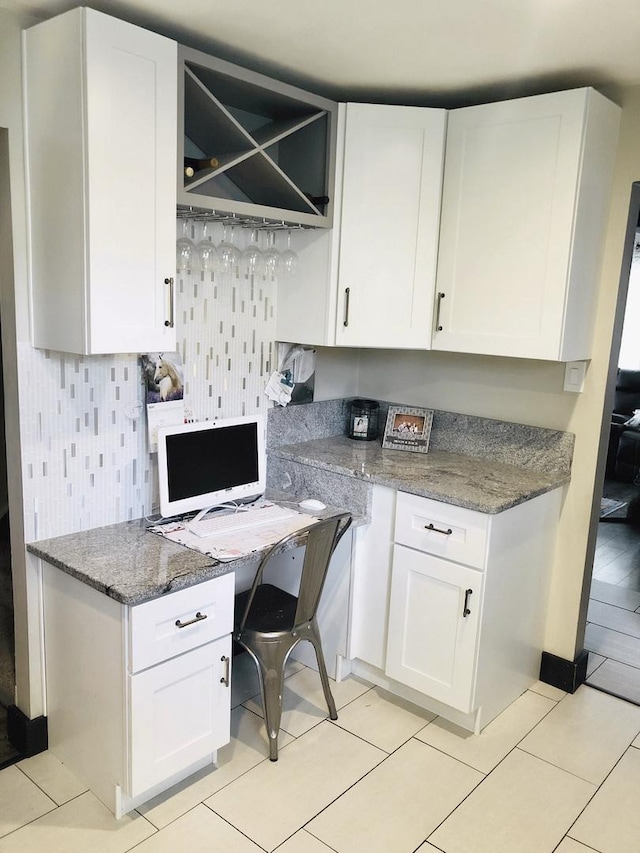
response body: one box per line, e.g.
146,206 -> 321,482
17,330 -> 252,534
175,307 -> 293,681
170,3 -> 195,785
24,8 -> 177,355
432,88 -> 620,361
335,103 -> 446,349
276,103 -> 446,349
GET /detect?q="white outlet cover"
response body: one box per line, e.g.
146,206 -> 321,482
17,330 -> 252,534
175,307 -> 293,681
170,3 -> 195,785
564,360 -> 587,393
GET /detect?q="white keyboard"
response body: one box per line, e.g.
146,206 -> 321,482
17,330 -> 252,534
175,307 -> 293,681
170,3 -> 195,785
187,504 -> 300,539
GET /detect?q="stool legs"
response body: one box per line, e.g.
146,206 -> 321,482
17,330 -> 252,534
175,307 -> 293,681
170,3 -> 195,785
250,638 -> 290,761
240,628 -> 338,760
306,620 -> 337,721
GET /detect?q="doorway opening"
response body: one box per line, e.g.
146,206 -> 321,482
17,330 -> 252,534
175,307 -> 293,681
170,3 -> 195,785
585,183 -> 640,703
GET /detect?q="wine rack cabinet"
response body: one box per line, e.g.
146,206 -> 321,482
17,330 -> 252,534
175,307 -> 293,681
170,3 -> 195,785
178,46 -> 338,228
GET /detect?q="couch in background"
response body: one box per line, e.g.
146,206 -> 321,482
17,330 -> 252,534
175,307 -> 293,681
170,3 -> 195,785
607,368 -> 640,482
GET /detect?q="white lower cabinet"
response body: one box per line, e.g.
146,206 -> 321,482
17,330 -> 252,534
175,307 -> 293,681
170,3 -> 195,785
349,485 -> 562,732
42,563 -> 234,816
129,635 -> 231,796
386,546 -> 483,713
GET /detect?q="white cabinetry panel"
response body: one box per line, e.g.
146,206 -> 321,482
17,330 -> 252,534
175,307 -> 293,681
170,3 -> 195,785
129,573 -> 234,672
348,484 -> 396,669
335,103 -> 446,349
43,561 -> 234,816
394,491 -> 489,569
24,7 -> 177,354
433,88 -> 620,360
386,545 -> 483,712
129,635 -> 231,796
349,484 -> 562,732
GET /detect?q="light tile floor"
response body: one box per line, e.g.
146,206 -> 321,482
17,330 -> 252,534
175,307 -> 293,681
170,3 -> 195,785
586,515 -> 640,703
2,653 -> 640,853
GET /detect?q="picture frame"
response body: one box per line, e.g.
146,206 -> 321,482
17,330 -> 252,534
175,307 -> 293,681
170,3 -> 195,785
382,406 -> 434,453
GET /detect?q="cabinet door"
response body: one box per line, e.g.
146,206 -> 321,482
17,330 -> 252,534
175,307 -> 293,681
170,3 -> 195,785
85,10 -> 177,354
433,89 -> 617,360
385,545 -> 483,713
25,8 -> 177,355
335,103 -> 446,349
129,634 -> 231,797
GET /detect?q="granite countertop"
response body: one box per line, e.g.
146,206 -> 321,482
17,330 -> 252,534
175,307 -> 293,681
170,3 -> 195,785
271,435 -> 570,514
28,403 -> 572,606
27,499 -> 354,606
28,519 -> 236,605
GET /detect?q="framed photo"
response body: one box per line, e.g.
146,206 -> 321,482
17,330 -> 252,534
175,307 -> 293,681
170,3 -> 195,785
382,406 -> 434,453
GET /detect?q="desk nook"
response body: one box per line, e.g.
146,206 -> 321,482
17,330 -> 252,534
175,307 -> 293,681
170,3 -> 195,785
28,399 -> 572,817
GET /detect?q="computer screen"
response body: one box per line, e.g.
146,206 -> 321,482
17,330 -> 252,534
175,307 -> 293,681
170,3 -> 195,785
156,415 -> 266,518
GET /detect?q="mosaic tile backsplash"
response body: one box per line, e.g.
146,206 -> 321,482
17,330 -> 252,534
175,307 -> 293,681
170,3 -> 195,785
20,219 -> 277,541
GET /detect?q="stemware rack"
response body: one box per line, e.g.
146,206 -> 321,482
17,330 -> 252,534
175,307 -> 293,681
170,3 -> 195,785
177,205 -> 310,232
178,46 -> 338,229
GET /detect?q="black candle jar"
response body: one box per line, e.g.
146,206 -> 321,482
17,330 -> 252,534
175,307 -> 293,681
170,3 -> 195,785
348,398 -> 379,441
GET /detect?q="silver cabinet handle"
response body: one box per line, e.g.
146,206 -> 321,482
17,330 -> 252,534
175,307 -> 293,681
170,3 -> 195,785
220,655 -> 230,687
175,611 -> 207,629
435,291 -> 445,332
164,277 -> 174,328
463,588 -> 473,617
425,522 -> 453,535
343,287 -> 350,327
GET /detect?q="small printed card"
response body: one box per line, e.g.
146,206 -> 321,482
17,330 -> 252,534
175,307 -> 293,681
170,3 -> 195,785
141,352 -> 185,452
382,406 -> 434,454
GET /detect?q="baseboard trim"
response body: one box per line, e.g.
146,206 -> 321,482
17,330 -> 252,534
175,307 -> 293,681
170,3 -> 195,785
6,706 -> 48,757
540,650 -> 589,694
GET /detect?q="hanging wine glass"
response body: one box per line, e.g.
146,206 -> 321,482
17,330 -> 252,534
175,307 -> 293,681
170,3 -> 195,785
241,227 -> 265,279
263,230 -> 281,280
196,220 -> 219,275
176,218 -> 194,271
280,230 -> 298,278
218,221 -> 240,276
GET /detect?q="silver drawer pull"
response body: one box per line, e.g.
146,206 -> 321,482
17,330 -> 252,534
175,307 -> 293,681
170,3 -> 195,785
175,611 -> 207,629
435,291 -> 445,332
425,523 -> 453,535
164,277 -> 175,328
220,655 -> 230,687
343,287 -> 351,327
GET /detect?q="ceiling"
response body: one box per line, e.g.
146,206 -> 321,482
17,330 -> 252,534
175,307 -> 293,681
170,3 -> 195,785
2,0 -> 640,107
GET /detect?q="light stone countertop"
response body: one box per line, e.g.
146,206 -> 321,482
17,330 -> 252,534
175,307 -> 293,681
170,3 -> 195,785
270,435 -> 570,514
28,519 -> 235,605
27,500 -> 352,606
28,404 -> 572,606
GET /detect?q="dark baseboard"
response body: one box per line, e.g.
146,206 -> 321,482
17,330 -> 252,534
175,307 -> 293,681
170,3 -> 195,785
540,650 -> 589,694
6,705 -> 47,757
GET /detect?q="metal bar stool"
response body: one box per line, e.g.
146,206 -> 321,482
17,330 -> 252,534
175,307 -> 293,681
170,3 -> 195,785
234,512 -> 352,760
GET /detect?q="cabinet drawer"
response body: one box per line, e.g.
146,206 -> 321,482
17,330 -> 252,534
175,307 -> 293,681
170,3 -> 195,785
394,492 -> 489,569
129,573 -> 234,673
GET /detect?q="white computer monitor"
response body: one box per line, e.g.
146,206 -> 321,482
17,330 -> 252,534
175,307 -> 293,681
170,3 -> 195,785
156,415 -> 266,519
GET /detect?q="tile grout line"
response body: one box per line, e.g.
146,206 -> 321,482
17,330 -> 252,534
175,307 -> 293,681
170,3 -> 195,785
559,741 -> 640,851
